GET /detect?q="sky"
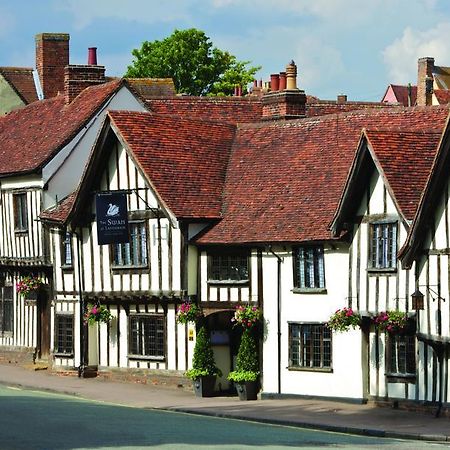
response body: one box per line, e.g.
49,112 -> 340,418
1,0 -> 450,101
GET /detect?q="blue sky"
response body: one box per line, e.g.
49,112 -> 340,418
1,0 -> 450,100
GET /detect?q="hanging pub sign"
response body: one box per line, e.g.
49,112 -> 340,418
95,192 -> 129,245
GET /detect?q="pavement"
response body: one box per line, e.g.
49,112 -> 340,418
0,363 -> 449,443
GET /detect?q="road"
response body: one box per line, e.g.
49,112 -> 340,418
0,385 -> 447,449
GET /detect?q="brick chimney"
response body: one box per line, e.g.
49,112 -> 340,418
35,33 -> 70,99
417,57 -> 434,106
262,61 -> 306,120
64,48 -> 105,104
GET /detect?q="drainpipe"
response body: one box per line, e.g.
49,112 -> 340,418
269,246 -> 283,395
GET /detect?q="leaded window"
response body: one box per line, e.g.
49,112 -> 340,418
111,222 -> 148,267
61,231 -> 73,267
13,193 -> 28,232
54,314 -> 74,355
129,314 -> 165,359
208,251 -> 249,282
293,246 -> 325,288
289,323 -> 331,369
370,222 -> 397,269
0,286 -> 13,333
388,334 -> 415,376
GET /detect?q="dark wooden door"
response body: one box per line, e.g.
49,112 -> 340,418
37,291 -> 50,359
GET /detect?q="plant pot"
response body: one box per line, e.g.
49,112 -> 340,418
235,381 -> 258,401
193,375 -> 216,397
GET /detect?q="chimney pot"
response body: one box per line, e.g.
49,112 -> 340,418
88,47 -> 97,65
270,74 -> 280,92
286,61 -> 298,90
279,72 -> 286,90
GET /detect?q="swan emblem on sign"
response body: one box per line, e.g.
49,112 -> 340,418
106,203 -> 120,217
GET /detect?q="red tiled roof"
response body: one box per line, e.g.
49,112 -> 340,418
366,130 -> 442,220
146,97 -> 263,124
434,89 -> 450,105
306,101 -> 395,117
108,111 -> 236,219
197,105 -> 450,244
0,67 -> 38,104
40,192 -> 77,224
0,79 -> 121,176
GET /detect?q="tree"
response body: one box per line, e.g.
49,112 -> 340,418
125,28 -> 260,96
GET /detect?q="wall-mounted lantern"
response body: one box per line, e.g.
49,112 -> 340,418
411,289 -> 424,310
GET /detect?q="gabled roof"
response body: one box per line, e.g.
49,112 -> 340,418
331,129 -> 443,235
0,79 -> 122,176
382,84 -> 417,107
108,111 -> 236,219
197,105 -> 450,245
0,67 -> 38,104
399,114 -> 450,267
67,111 -> 237,224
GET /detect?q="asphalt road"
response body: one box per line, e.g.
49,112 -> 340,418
0,385 -> 447,450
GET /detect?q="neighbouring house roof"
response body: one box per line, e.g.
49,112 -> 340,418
197,105 -> 450,245
145,96 -> 263,124
124,78 -> 176,100
40,191 -> 77,224
0,67 -> 38,105
382,84 -> 417,107
434,89 -> 450,105
0,79 -> 122,176
433,66 -> 450,90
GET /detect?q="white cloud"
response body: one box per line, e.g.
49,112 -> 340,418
0,7 -> 15,38
383,22 -> 450,84
58,0 -> 192,29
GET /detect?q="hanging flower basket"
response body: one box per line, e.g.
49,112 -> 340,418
16,276 -> 44,299
373,310 -> 408,334
84,304 -> 112,326
176,301 -> 203,324
231,304 -> 261,329
327,307 -> 362,332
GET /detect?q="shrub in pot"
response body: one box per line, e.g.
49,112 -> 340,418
185,326 -> 221,397
228,328 -> 259,400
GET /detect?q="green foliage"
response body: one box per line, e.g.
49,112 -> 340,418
228,329 -> 259,382
327,307 -> 362,332
186,326 -> 221,380
125,28 -> 260,96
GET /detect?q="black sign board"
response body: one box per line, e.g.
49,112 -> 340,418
95,192 -> 129,245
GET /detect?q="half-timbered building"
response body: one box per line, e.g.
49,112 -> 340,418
331,105 -> 450,407
0,33 -> 175,365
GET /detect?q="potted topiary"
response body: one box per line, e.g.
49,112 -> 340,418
228,328 -> 259,400
185,326 -> 222,397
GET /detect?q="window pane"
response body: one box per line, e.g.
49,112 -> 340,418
371,223 -> 397,269
389,334 -> 415,375
129,315 -> 165,358
294,246 -> 325,288
208,252 -> 249,281
55,315 -> 74,355
111,222 -> 147,267
289,323 -> 331,369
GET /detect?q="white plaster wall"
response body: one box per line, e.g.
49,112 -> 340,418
43,86 -> 147,208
